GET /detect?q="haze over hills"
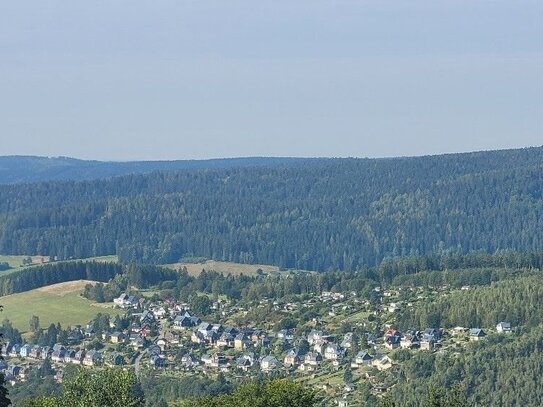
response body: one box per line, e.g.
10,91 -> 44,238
0,155 -> 310,184
1,146 -> 542,270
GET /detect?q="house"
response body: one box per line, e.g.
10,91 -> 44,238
191,331 -> 205,344
210,352 -> 227,368
469,328 -> 486,341
384,328 -> 400,339
341,333 -> 354,349
284,348 -> 303,367
250,329 -> 263,343
307,330 -> 324,345
384,335 -> 401,350
110,332 -> 126,344
422,328 -> 442,342
113,293 -> 130,307
52,344 -> 65,352
197,322 -> 213,334
85,322 -> 96,337
9,344 -> 21,358
156,336 -> 168,351
126,295 -> 139,309
164,331 -> 180,345
277,329 -> 295,341
236,353 -> 255,371
40,346 -> 52,360
216,332 -> 235,348
149,354 -> 166,369
83,350 -> 102,366
234,333 -> 252,350
324,343 -> 344,360
420,338 -> 435,351
400,333 -> 420,349
173,313 -> 199,329
130,334 -> 146,349
139,310 -> 155,324
1,343 -> 13,357
51,350 -> 66,363
63,349 -> 76,363
353,351 -> 373,367
29,347 -> 41,359
260,355 -> 279,372
496,322 -> 512,334
388,302 -> 401,313
154,307 -> 167,318
304,352 -> 322,366
372,355 -> 393,371
20,344 -> 33,358
298,363 -> 316,372
181,353 -> 199,368
72,350 -> 85,365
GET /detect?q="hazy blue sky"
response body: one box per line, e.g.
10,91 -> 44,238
1,1 -> 542,160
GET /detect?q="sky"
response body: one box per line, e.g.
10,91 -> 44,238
0,1 -> 542,160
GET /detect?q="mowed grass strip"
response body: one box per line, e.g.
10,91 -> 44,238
0,280 -> 119,333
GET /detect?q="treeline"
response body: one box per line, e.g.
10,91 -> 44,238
1,147 -> 543,270
0,155 -> 305,184
389,327 -> 543,406
0,261 -> 122,296
400,276 -> 543,329
0,261 -> 184,297
141,374 -> 232,407
4,252 -> 542,302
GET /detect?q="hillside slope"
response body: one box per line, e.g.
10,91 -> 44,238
0,156 -> 308,184
0,147 -> 542,270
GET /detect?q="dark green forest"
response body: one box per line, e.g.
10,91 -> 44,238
0,156 -> 305,184
1,147 -> 542,270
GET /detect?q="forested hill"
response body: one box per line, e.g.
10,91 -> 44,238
0,156 -> 308,184
1,146 -> 542,270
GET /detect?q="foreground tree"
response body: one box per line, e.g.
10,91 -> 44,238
24,368 -> 144,407
179,379 -> 318,407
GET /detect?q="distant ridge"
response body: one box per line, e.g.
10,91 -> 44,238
1,145 -> 543,270
0,156 -> 310,184
1,146 -> 541,184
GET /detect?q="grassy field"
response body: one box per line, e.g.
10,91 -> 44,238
0,255 -> 119,275
0,255 -> 51,269
0,280 -> 120,333
164,260 -> 281,276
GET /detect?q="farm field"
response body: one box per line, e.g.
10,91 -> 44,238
0,255 -> 50,269
163,259 -> 281,276
0,280 -> 119,332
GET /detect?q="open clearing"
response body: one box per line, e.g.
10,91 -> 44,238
0,255 -> 51,269
0,255 -> 118,276
164,260 -> 280,276
0,280 -> 119,332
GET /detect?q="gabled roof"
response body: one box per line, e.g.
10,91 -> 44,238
355,351 -> 372,361
469,328 -> 486,337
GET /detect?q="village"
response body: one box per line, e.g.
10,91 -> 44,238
0,285 -> 513,405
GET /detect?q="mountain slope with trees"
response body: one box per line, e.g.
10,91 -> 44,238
0,156 -> 307,184
1,147 -> 542,270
